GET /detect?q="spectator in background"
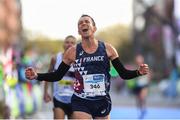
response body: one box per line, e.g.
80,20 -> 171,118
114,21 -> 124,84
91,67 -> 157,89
131,54 -> 151,119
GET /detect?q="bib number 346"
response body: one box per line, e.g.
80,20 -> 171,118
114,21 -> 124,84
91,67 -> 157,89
83,74 -> 106,96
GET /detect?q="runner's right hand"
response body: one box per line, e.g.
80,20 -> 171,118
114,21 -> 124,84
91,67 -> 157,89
25,67 -> 37,80
43,92 -> 52,103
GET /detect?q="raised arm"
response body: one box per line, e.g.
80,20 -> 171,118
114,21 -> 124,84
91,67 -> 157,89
105,43 -> 149,80
37,46 -> 76,81
25,46 -> 76,82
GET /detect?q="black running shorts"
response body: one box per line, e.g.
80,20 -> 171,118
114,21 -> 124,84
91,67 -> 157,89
71,94 -> 112,118
53,97 -> 72,116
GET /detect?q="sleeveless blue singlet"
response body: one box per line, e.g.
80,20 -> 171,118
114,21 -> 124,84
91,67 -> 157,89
73,41 -> 111,100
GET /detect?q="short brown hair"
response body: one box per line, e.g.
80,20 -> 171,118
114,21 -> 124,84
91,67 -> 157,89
80,14 -> 96,27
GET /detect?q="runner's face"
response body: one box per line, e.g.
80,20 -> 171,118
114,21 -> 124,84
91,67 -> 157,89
63,37 -> 76,51
78,16 -> 96,38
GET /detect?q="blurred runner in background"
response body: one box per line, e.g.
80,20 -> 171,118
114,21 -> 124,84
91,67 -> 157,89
133,54 -> 151,119
43,35 -> 76,119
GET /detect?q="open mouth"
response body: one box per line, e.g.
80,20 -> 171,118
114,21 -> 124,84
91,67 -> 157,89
82,28 -> 88,32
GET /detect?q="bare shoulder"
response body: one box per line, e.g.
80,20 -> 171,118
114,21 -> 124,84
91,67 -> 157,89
104,42 -> 119,60
104,42 -> 114,50
63,45 -> 76,65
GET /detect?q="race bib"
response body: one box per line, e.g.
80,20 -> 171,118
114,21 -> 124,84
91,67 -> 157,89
83,74 -> 106,97
54,78 -> 74,96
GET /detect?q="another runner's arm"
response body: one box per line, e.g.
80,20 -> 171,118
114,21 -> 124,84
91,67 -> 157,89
105,43 -> 141,80
43,56 -> 56,102
44,56 -> 56,93
37,46 -> 76,82
48,56 -> 56,72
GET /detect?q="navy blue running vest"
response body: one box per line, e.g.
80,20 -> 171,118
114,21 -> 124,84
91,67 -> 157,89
73,41 -> 111,100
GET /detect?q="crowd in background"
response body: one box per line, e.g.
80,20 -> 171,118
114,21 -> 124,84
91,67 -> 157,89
0,46 -> 45,118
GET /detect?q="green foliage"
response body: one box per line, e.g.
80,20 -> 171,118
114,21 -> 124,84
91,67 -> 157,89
96,24 -> 131,48
96,24 -> 134,63
24,35 -> 64,54
117,40 -> 135,63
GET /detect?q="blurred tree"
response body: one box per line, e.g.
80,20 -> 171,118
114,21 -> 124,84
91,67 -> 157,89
23,32 -> 64,55
25,40 -> 64,54
96,24 -> 134,63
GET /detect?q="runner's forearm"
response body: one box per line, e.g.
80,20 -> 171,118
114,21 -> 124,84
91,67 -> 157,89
37,61 -> 70,82
111,57 -> 140,80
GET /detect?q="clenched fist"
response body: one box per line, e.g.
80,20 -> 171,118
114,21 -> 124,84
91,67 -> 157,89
25,67 -> 37,80
138,64 -> 149,75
